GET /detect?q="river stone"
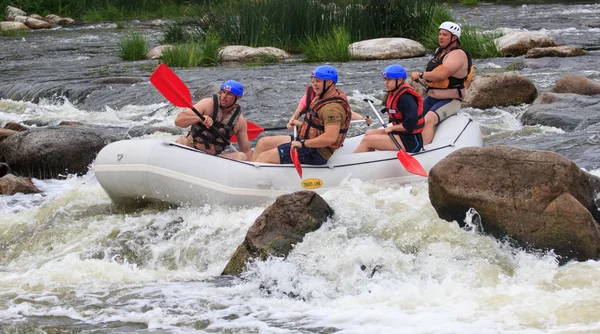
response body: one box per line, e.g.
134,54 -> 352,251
349,38 -> 425,60
0,125 -> 175,179
23,17 -> 52,29
462,73 -> 537,109
520,92 -> 600,131
5,6 -> 26,21
525,45 -> 586,58
0,174 -> 41,195
222,191 -> 334,276
551,75 -> 600,95
44,14 -> 74,25
219,45 -> 292,62
0,21 -> 28,31
495,31 -> 558,56
146,45 -> 175,60
4,122 -> 29,131
429,146 -> 600,264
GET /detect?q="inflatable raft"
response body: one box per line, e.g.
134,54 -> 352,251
94,114 -> 482,207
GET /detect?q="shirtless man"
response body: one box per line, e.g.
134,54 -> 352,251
410,21 -> 473,145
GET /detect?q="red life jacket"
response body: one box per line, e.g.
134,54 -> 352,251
299,87 -> 352,149
385,84 -> 424,134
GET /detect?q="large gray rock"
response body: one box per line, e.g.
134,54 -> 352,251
5,6 -> 26,21
0,21 -> 29,31
349,38 -> 425,60
463,73 -> 537,109
429,146 -> 600,264
520,92 -> 600,131
222,191 -> 334,276
0,125 -> 177,179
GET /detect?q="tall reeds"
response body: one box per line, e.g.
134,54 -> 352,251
119,30 -> 148,61
301,26 -> 352,63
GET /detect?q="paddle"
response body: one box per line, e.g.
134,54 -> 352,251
231,119 -> 370,142
290,125 -> 302,179
363,98 -> 428,177
149,64 -> 238,152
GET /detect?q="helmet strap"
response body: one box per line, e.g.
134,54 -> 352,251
319,81 -> 332,99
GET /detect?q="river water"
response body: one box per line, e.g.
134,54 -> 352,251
1,2 -> 600,333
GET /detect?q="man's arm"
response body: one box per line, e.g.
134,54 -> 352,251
410,49 -> 467,82
234,115 -> 253,160
174,98 -> 213,128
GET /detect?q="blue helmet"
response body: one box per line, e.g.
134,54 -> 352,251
221,80 -> 243,97
311,65 -> 338,83
381,64 -> 407,80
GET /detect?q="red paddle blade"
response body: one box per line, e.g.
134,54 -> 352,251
397,150 -> 428,177
231,121 -> 264,143
149,64 -> 194,109
290,147 -> 302,179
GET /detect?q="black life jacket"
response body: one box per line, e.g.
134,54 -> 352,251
189,94 -> 241,154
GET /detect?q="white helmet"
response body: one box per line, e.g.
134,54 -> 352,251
439,21 -> 461,39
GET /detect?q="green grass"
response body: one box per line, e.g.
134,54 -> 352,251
460,0 -> 480,5
160,31 -> 222,67
119,30 -> 148,61
301,26 -> 352,63
0,30 -> 28,37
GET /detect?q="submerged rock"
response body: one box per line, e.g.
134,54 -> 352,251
222,191 -> 334,276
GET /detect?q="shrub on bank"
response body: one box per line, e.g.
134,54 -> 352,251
119,30 -> 148,61
301,26 -> 352,63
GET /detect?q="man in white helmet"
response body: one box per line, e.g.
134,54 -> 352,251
410,21 -> 473,145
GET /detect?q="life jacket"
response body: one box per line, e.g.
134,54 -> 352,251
189,94 -> 241,154
299,87 -> 352,149
384,83 -> 424,135
425,46 -> 474,98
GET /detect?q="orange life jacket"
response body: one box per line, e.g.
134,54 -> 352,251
385,84 -> 424,134
425,46 -> 474,98
299,87 -> 352,149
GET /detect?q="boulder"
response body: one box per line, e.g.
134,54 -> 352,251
349,38 -> 425,60
462,73 -> 537,109
525,45 -> 586,58
0,174 -> 41,195
5,6 -> 26,21
495,31 -> 558,56
222,191 -> 334,276
429,146 -> 600,264
44,14 -> 74,25
219,45 -> 292,62
23,17 -> 52,29
146,45 -> 176,60
521,92 -> 600,131
0,21 -> 28,31
551,75 -> 600,95
0,125 -> 176,179
0,163 -> 9,177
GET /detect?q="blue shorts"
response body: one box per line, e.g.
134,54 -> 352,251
423,97 -> 461,123
278,142 -> 328,165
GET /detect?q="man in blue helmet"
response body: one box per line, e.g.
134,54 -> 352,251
175,80 -> 252,161
410,21 -> 473,145
252,65 -> 353,165
354,64 -> 424,153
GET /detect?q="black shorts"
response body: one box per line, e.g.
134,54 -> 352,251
277,142 -> 328,165
394,132 -> 423,153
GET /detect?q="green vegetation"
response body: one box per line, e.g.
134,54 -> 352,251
160,31 -> 222,67
301,26 -> 352,63
119,30 -> 148,61
460,0 -> 480,5
0,29 -> 28,37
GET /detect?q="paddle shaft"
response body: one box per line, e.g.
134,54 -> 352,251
364,98 -> 403,150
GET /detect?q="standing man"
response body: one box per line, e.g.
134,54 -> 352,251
410,21 -> 473,145
174,80 -> 252,161
252,65 -> 352,165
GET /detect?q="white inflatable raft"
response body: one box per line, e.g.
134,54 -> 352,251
94,114 -> 482,207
